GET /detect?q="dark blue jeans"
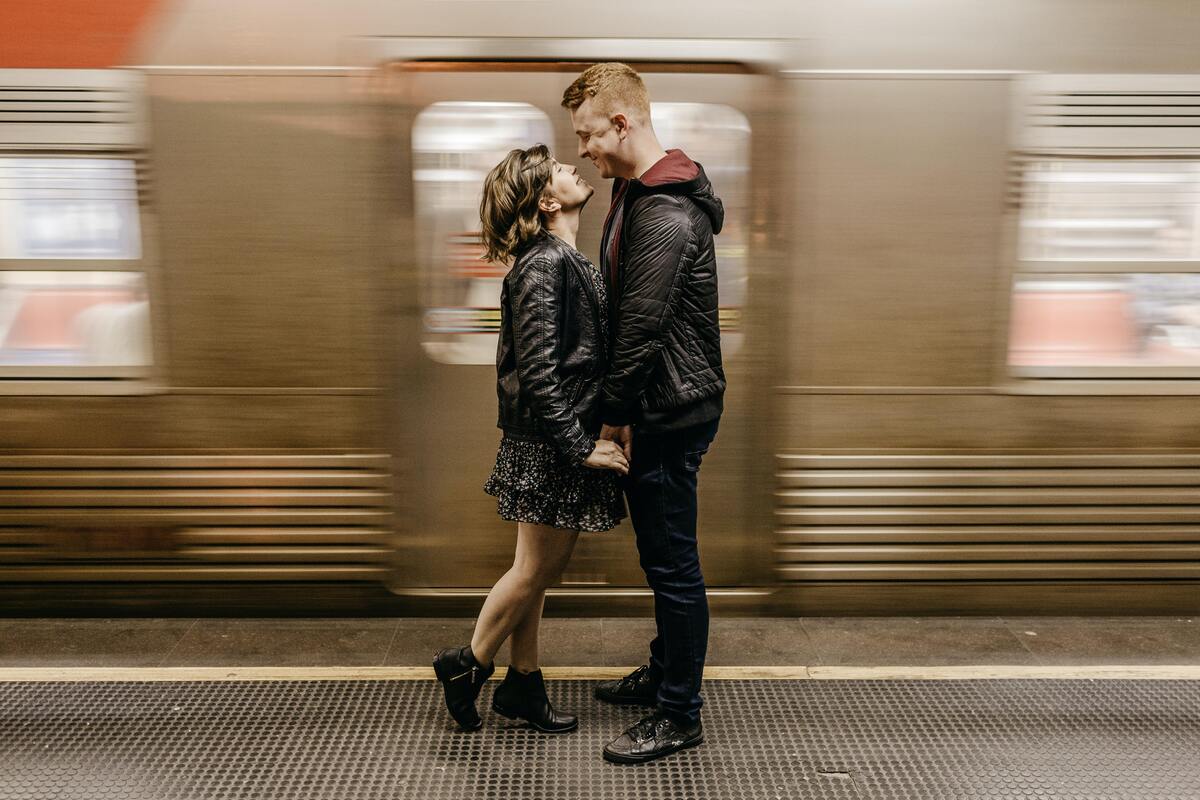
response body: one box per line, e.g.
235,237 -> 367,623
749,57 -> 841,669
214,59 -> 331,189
624,415 -> 720,727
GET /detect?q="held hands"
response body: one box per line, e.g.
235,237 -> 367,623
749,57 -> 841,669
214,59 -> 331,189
599,424 -> 633,462
584,439 -> 630,475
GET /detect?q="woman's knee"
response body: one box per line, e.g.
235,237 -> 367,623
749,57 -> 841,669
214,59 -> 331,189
530,566 -> 564,591
513,526 -> 576,589
510,561 -> 558,592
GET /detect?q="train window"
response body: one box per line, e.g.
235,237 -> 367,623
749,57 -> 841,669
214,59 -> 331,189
0,157 -> 152,377
1008,159 -> 1200,378
412,102 -> 554,365
1009,275 -> 1200,373
0,158 -> 142,260
1018,161 -> 1200,262
0,69 -> 154,384
651,102 -> 751,355
0,271 -> 151,368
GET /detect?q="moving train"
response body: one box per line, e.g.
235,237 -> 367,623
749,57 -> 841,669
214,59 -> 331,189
3,0 -> 1200,615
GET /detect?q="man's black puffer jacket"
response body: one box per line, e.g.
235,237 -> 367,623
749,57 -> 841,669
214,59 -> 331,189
495,231 -> 606,465
599,152 -> 726,431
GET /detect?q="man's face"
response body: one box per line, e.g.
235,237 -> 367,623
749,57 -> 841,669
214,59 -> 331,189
570,97 -> 627,180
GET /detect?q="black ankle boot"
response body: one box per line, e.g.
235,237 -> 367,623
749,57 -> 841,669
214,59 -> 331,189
432,644 -> 495,731
491,667 -> 578,733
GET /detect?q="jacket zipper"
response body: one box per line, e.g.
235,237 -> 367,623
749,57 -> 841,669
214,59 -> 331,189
581,265 -> 608,367
562,243 -> 607,377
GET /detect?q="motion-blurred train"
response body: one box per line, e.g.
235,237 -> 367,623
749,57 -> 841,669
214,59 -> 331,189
3,0 -> 1200,615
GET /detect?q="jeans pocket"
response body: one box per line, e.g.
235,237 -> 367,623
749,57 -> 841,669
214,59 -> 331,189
682,419 -> 718,473
682,446 -> 708,473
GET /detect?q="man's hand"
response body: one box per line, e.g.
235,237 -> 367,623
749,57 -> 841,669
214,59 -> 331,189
600,424 -> 633,462
583,439 -> 629,475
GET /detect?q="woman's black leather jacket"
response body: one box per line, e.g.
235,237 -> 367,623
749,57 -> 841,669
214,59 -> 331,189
495,231 -> 606,465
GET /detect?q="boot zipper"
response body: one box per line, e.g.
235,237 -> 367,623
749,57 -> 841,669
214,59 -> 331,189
448,665 -> 478,682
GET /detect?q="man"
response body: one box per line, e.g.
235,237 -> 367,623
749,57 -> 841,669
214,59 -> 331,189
562,63 -> 726,765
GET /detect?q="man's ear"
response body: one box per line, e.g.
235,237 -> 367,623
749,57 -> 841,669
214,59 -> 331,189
611,112 -> 629,140
538,193 -> 561,214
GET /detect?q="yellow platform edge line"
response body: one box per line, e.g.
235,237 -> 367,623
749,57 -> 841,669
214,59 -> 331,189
2,665 -> 1200,682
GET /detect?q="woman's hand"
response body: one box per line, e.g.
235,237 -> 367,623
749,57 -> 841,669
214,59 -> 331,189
584,439 -> 630,475
600,423 -> 633,462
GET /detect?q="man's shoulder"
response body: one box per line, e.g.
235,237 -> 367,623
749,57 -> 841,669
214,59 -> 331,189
625,193 -> 691,234
627,191 -> 687,213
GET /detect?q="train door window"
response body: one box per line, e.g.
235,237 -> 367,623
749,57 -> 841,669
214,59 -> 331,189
1008,159 -> 1200,376
412,102 -> 553,365
650,102 -> 751,355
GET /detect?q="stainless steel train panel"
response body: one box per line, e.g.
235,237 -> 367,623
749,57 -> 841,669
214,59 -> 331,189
0,452 -> 394,582
0,69 -> 146,149
1015,74 -> 1200,152
782,74 -> 1012,390
777,452 -> 1200,583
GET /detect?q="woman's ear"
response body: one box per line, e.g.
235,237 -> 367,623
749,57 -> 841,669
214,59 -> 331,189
538,193 -> 561,214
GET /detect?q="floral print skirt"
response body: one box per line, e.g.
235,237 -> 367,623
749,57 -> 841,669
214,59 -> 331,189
484,436 -> 626,533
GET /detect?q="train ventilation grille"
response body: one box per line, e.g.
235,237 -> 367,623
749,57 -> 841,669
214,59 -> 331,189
777,453 -> 1200,582
0,453 -> 394,582
0,69 -> 146,149
1016,74 -> 1200,152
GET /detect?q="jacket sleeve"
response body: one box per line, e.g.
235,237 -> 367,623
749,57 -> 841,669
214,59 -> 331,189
601,197 -> 692,426
510,255 -> 595,465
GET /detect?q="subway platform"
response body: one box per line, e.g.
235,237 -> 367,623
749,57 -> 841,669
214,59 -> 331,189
2,616 -> 1200,799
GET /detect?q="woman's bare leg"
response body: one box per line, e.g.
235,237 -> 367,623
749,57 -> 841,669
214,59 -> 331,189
508,589 -> 547,674
469,522 -> 578,668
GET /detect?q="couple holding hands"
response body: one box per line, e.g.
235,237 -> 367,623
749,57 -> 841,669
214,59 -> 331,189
434,62 -> 726,766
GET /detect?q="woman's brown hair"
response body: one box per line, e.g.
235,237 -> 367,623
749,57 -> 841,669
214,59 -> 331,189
479,144 -> 553,264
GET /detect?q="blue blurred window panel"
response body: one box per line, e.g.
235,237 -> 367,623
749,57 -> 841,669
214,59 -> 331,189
0,271 -> 151,368
1011,160 -> 1200,376
412,102 -> 553,366
0,158 -> 142,260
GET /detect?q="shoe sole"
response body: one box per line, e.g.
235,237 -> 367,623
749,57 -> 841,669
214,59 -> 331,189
432,651 -> 483,732
492,700 -> 579,734
602,735 -> 705,765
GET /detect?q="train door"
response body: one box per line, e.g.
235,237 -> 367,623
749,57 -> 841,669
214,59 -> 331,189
380,52 -> 781,598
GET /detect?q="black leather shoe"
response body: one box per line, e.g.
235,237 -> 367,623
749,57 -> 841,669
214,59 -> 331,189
432,644 -> 494,731
491,667 -> 578,733
594,664 -> 660,707
602,711 -> 704,764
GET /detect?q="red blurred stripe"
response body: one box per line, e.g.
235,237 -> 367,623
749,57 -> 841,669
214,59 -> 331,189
1,0 -> 163,68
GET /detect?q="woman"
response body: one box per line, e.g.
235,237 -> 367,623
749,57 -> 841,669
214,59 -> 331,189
433,144 -> 629,734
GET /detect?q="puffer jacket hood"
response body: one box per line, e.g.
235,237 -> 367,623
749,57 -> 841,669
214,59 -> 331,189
632,149 -> 724,235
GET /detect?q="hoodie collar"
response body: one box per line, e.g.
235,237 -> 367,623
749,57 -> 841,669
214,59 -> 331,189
638,148 -> 700,187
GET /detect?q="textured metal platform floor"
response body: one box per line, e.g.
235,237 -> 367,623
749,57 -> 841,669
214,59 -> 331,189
3,678 -> 1200,800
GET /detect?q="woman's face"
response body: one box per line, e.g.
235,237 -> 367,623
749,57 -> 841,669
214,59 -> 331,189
543,158 -> 594,213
